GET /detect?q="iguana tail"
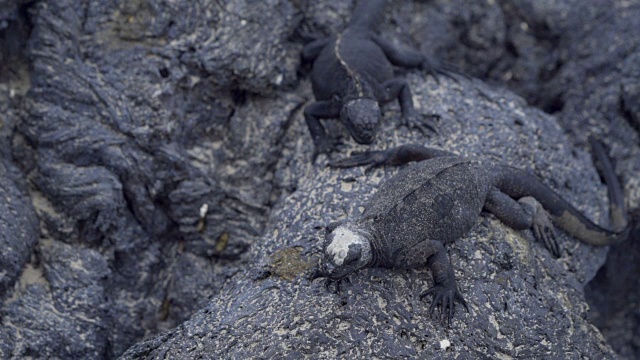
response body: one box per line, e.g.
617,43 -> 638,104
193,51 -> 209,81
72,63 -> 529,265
589,137 -> 628,232
349,0 -> 388,30
498,141 -> 629,246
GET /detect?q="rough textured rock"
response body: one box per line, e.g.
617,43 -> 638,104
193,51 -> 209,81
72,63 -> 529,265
384,0 -> 575,106
527,2 -> 640,357
0,146 -> 39,305
395,2 -> 640,356
539,1 -> 640,198
123,73 -> 618,358
0,0 -> 18,26
586,217 -> 640,360
0,0 -> 638,358
2,0 -> 304,358
0,6 -> 40,357
2,241 -> 110,358
0,0 -> 36,307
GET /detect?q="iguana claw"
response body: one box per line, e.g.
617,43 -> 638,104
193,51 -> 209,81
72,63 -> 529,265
400,111 -> 439,135
519,196 -> 561,257
420,284 -> 468,326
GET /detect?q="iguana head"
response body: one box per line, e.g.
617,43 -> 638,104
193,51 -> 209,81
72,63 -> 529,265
320,223 -> 373,280
340,98 -> 381,144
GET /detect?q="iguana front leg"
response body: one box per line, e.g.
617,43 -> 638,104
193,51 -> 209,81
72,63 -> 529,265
301,37 -> 331,63
304,100 -> 343,160
395,240 -> 468,326
381,78 -> 439,134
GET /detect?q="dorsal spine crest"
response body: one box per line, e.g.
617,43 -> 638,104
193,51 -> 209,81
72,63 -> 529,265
335,33 -> 364,97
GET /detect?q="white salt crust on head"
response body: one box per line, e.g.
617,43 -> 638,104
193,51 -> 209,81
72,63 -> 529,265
326,225 -> 365,266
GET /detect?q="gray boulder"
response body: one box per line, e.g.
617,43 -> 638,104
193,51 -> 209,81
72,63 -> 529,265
122,73 -> 619,358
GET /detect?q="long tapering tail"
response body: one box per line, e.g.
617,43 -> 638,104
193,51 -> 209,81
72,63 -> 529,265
498,142 -> 629,246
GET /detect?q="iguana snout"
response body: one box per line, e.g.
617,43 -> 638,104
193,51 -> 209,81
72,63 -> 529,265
340,99 -> 381,144
322,223 -> 373,279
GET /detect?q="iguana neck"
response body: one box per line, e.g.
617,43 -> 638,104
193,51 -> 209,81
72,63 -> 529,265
364,224 -> 385,268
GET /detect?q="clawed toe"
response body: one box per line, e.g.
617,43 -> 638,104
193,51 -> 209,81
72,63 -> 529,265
401,113 -> 439,136
420,284 -> 467,326
434,69 -> 459,84
456,291 -> 469,312
533,211 -> 560,257
422,57 -> 469,85
534,222 -> 560,258
312,137 -> 343,161
311,266 -> 350,295
324,277 -> 349,294
297,20 -> 324,42
437,66 -> 470,83
520,197 -> 561,257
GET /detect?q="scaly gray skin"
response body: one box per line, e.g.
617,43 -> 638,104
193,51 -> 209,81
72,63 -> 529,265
314,142 -> 630,325
301,0 -> 460,159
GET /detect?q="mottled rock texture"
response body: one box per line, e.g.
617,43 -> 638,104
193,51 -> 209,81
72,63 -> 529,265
2,0 -> 302,357
0,0 -> 637,359
123,72 -> 620,358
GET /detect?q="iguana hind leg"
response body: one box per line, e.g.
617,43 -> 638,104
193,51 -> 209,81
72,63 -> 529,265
371,33 -> 467,83
484,188 -> 560,257
381,78 -> 438,135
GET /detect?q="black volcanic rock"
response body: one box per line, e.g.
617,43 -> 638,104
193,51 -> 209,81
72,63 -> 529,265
1,0 -> 304,357
0,0 -> 638,359
122,72 -> 618,358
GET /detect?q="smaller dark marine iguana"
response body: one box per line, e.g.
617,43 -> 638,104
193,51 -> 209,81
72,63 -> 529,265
301,0 -> 460,158
312,141 -> 629,325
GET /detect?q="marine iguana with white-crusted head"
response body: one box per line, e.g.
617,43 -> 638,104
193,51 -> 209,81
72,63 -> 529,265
312,141 -> 630,325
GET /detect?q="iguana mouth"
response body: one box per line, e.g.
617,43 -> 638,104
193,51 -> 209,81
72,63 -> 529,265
352,132 -> 375,144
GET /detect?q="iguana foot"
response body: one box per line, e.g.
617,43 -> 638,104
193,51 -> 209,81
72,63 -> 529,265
420,283 -> 468,326
296,20 -> 325,43
309,266 -> 350,294
519,196 -> 560,257
421,57 -> 469,84
312,137 -> 343,161
400,111 -> 439,136
324,277 -> 350,294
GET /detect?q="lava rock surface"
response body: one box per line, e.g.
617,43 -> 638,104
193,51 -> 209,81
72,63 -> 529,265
0,0 -> 638,359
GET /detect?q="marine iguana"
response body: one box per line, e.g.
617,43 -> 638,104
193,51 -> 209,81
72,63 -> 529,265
301,0 -> 459,159
312,142 -> 629,325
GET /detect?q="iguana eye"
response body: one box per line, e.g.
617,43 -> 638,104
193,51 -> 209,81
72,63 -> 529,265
344,257 -> 358,265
